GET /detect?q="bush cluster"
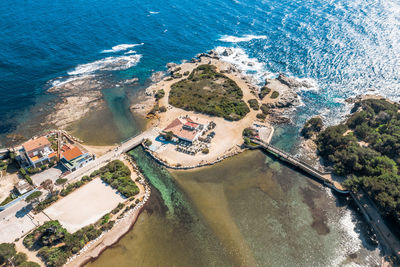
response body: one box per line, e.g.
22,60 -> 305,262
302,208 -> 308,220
248,99 -> 259,110
315,99 -> 400,221
98,160 -> 139,198
24,220 -> 102,267
301,117 -> 323,139
169,64 -> 250,121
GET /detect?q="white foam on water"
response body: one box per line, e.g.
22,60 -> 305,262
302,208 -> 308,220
50,75 -> 95,88
67,54 -> 142,76
124,50 -> 137,55
101,43 -> 143,53
219,34 -> 268,43
214,46 -> 268,84
149,11 -> 159,14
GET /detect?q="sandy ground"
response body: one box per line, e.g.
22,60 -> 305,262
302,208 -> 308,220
81,144 -> 116,157
44,178 -> 125,233
133,56 -> 274,167
0,172 -> 19,203
15,238 -> 44,266
64,157 -> 148,267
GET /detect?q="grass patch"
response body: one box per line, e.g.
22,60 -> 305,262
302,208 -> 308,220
169,64 -> 250,121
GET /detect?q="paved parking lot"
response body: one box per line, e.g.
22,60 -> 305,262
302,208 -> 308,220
0,201 -> 36,243
31,166 -> 63,186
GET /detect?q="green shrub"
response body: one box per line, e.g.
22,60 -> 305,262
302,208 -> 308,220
159,106 -> 167,112
259,86 -> 271,99
0,243 -> 16,264
55,178 -> 67,185
25,191 -> 42,202
248,99 -> 259,110
260,104 -> 269,115
12,252 -> 27,266
24,175 -> 33,185
19,168 -> 26,176
271,91 -> 279,99
143,139 -> 152,147
301,117 -> 323,139
202,148 -> 209,154
256,113 -> 266,120
155,89 -> 165,100
99,160 -> 139,198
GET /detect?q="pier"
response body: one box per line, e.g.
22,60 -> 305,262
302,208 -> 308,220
250,139 -> 349,194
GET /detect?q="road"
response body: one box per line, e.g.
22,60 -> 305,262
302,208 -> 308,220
352,190 -> 400,258
64,128 -> 158,183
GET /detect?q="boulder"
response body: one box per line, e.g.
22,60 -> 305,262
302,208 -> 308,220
276,73 -> 312,89
221,48 -> 233,57
166,62 -> 177,69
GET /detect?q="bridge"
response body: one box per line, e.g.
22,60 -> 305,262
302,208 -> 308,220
63,128 -> 159,183
251,139 -> 349,194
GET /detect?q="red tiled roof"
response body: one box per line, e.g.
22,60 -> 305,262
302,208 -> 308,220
163,118 -> 183,132
184,121 -> 198,128
61,144 -> 83,161
23,136 -> 51,153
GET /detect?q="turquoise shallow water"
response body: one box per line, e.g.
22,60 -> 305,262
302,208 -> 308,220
87,147 -> 381,267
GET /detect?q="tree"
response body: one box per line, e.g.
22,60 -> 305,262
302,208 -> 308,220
12,252 -> 27,266
25,191 -> 43,203
0,243 -> 16,265
165,131 -> 174,141
19,262 -> 41,267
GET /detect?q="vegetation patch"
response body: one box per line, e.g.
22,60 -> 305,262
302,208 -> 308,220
25,191 -> 42,203
155,89 -> 165,100
301,117 -> 323,139
94,160 -> 139,198
248,99 -> 259,110
259,86 -> 271,99
23,220 -> 103,267
169,64 -> 250,121
0,243 -> 39,267
315,98 -> 400,223
271,91 -> 279,99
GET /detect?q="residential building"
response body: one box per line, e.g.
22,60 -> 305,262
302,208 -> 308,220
22,136 -> 57,168
60,144 -> 92,172
162,116 -> 209,143
14,180 -> 33,195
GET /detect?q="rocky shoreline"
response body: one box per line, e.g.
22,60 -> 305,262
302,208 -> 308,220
131,48 -> 303,126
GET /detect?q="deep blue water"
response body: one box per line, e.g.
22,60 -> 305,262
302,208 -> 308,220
1,0 -> 400,137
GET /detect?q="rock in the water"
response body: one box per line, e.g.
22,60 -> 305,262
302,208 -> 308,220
166,62 -> 177,69
222,48 -> 233,57
276,73 -> 312,89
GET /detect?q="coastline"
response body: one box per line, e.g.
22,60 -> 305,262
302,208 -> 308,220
65,156 -> 151,267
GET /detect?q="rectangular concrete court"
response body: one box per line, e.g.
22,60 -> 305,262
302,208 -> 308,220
45,178 -> 125,233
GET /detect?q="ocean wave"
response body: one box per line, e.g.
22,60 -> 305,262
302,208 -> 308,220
101,43 -> 143,53
149,11 -> 159,14
219,34 -> 267,43
49,75 -> 95,88
214,46 -> 268,84
67,54 -> 142,76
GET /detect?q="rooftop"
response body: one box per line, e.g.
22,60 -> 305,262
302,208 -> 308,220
61,144 -> 83,161
23,136 -> 51,153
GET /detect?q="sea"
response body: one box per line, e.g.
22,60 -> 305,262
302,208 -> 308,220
1,0 -> 399,265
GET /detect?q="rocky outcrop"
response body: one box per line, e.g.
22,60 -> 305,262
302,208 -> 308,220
263,74 -> 301,108
276,73 -> 312,89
